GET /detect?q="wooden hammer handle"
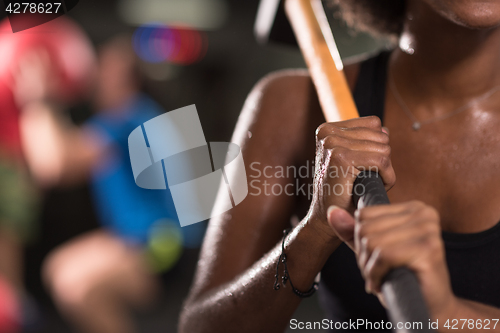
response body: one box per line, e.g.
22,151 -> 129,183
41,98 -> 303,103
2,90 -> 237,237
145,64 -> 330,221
284,0 -> 358,122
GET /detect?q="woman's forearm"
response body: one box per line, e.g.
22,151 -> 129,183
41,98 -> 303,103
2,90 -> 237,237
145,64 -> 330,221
179,217 -> 341,333
436,297 -> 500,333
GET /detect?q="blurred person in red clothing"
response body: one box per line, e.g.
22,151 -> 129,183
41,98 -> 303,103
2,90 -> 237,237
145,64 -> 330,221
0,16 -> 95,332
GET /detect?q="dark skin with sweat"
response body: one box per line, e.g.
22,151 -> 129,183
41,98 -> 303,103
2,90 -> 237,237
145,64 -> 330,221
179,0 -> 500,332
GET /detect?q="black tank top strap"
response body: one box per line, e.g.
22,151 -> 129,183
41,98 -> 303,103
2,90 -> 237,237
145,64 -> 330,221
352,50 -> 391,122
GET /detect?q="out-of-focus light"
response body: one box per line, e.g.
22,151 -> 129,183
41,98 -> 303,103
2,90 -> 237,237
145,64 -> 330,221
118,0 -> 228,30
0,276 -> 21,333
140,62 -> 181,81
133,24 -> 207,65
145,219 -> 183,273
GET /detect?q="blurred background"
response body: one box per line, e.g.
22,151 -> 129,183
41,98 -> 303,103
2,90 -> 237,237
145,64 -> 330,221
0,0 -> 386,332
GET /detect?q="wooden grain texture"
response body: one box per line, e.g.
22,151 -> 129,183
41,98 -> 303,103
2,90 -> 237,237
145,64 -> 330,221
284,0 -> 359,122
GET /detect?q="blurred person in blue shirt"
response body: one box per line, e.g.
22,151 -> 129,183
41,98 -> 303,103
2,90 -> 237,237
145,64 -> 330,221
21,35 -> 205,333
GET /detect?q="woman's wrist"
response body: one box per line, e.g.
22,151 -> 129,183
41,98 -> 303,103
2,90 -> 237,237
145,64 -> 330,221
305,207 -> 342,249
281,213 -> 342,291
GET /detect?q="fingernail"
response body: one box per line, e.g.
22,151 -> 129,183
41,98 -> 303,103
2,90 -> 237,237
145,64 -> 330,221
365,282 -> 372,294
382,127 -> 390,135
327,206 -> 339,223
327,205 -> 339,217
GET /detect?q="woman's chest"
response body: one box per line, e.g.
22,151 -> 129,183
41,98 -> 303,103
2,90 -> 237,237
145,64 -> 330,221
385,111 -> 500,233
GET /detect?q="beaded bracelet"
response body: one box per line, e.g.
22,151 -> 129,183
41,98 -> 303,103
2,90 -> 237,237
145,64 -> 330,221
273,229 -> 319,298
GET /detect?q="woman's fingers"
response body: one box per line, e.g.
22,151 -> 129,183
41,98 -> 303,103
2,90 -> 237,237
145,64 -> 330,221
317,126 -> 389,145
363,237 -> 426,293
356,217 -> 433,276
323,147 -> 396,188
322,136 -> 390,154
316,116 -> 382,137
357,200 -> 432,221
354,202 -> 443,294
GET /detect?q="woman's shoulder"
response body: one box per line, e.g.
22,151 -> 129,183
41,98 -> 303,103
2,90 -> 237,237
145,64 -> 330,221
245,60 -> 361,123
232,61 -> 363,166
239,50 -> 388,140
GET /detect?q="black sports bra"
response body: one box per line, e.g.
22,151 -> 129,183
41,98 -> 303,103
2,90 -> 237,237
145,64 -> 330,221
318,50 -> 500,331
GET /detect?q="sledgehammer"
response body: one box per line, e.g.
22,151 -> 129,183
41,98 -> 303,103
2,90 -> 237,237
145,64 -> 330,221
254,1 -> 434,332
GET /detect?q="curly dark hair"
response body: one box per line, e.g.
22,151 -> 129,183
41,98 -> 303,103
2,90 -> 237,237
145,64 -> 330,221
330,0 -> 406,37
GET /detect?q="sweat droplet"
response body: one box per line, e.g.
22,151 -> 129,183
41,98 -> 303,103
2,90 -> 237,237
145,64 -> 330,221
248,131 -> 253,138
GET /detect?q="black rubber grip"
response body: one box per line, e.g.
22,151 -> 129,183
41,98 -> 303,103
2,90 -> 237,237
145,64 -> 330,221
352,171 -> 390,207
353,171 -> 434,333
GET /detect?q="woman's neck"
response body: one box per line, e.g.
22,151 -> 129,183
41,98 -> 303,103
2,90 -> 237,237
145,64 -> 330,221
390,0 -> 500,114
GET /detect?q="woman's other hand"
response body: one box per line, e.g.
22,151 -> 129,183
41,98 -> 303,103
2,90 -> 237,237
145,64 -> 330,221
330,201 -> 457,321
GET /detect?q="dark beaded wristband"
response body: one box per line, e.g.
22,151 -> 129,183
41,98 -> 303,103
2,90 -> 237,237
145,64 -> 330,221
273,229 -> 319,298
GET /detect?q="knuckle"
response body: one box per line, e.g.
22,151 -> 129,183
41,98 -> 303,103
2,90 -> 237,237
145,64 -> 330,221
367,250 -> 386,277
424,206 -> 440,221
428,234 -> 443,250
358,206 -> 374,220
386,169 -> 396,185
382,144 -> 391,156
322,135 -> 336,149
330,147 -> 349,163
323,135 -> 346,150
316,123 -> 335,140
380,132 -> 390,144
423,237 -> 443,261
357,224 -> 369,239
418,255 -> 435,272
376,155 -> 391,170
377,248 -> 390,263
366,116 -> 382,128
408,200 -> 426,211
423,221 -> 440,235
364,266 -> 375,281
363,236 -> 376,252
